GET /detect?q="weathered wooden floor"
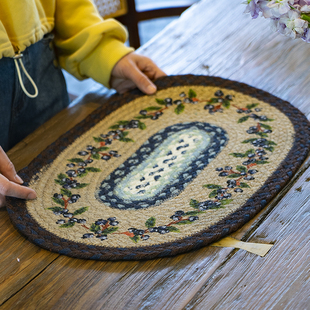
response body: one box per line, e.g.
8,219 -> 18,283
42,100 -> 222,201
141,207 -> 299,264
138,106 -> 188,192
1,0 -> 310,309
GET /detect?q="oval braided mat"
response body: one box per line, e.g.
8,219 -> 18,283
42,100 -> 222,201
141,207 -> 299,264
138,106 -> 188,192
6,75 -> 310,260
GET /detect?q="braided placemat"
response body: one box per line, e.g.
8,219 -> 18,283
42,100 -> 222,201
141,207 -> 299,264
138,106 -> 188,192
6,75 -> 310,260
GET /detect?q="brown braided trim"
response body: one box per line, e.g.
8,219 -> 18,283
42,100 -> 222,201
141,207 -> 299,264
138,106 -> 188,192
6,75 -> 310,261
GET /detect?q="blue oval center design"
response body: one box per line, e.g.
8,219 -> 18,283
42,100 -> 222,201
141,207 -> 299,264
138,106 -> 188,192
96,122 -> 228,210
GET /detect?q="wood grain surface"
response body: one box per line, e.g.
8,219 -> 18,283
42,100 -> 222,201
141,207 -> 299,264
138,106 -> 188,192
1,0 -> 310,309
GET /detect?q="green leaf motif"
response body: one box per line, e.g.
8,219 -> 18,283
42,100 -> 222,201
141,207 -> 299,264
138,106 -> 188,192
227,173 -> 241,178
57,173 -> 67,180
103,227 -> 119,234
185,211 -> 201,216
246,103 -> 259,109
188,89 -> 197,99
109,124 -> 121,130
256,132 -> 268,137
134,115 -> 152,119
256,160 -> 269,165
245,149 -> 255,156
209,190 -> 218,198
239,182 -> 250,188
203,184 -> 222,189
85,167 -> 101,172
175,103 -> 185,115
52,197 -> 65,206
238,116 -> 250,123
229,152 -> 246,158
61,188 -> 72,197
156,98 -> 166,105
75,183 -> 89,189
264,146 -> 274,152
94,146 -> 109,152
236,165 -> 247,173
47,207 -> 63,212
121,131 -> 129,137
93,136 -> 105,143
166,226 -> 180,233
259,123 -> 272,130
190,199 -> 200,209
220,199 -> 233,206
260,118 -> 274,122
91,153 -> 100,160
77,172 -> 88,178
130,235 -> 140,243
145,217 -> 156,228
60,222 -> 75,228
119,137 -> 134,143
73,207 -> 89,216
90,223 -> 101,233
138,121 -> 146,130
68,158 -> 84,163
145,106 -> 162,111
222,99 -> 230,109
55,179 -> 65,185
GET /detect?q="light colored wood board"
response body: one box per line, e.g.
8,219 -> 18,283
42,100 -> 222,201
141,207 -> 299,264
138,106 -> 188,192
139,0 -> 310,119
184,167 -> 310,310
0,210 -> 58,306
0,246 -> 233,310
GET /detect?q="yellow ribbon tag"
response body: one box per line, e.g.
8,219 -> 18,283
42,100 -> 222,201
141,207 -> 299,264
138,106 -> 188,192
211,237 -> 273,257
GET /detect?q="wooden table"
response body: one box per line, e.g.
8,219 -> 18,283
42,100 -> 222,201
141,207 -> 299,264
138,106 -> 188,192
1,0 -> 310,308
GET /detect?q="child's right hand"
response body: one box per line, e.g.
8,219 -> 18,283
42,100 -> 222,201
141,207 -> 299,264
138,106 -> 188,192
0,147 -> 36,207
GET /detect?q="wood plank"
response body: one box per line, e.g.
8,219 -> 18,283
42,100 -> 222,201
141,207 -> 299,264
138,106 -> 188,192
184,167 -> 310,310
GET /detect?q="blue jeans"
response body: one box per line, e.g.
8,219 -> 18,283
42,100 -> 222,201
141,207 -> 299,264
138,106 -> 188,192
0,34 -> 69,151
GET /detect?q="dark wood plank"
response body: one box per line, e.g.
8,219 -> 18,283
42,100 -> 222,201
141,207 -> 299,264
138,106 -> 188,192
185,164 -> 310,310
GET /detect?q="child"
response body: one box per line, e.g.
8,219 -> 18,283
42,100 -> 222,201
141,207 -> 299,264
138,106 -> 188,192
0,0 -> 166,207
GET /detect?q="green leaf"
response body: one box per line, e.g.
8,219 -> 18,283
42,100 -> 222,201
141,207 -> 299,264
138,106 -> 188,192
246,103 -> 259,109
90,223 -> 101,233
267,141 -> 277,146
185,211 -> 201,216
117,120 -> 130,125
103,227 -> 119,234
176,220 -> 193,225
175,104 -> 185,115
221,199 -> 233,206
130,235 -> 140,243
47,207 -> 63,212
239,182 -> 250,188
238,116 -> 250,123
259,123 -> 272,130
55,179 -> 66,185
138,121 -> 146,130
61,188 -> 72,197
236,165 -> 247,173
227,173 -> 241,178
93,136 -> 105,143
57,173 -> 67,180
242,138 -> 257,144
145,106 -> 162,111
73,207 -> 89,216
256,132 -> 268,137
145,217 -> 156,228
256,160 -> 269,165
209,190 -> 218,198
52,197 -> 65,206
109,124 -> 121,130
190,199 -> 200,209
264,146 -> 274,152
60,222 -> 75,228
85,167 -> 101,172
91,153 -> 100,160
222,99 -> 230,109
156,98 -> 166,105
260,118 -> 274,122
166,226 -> 180,232
119,137 -> 134,143
77,172 -> 88,178
188,89 -> 197,99
121,131 -> 129,137
229,152 -> 246,158
203,184 -> 222,189
75,183 -> 89,189
67,158 -> 84,163
210,98 -> 219,103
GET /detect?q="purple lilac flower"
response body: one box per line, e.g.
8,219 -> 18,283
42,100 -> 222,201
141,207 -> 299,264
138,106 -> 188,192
244,0 -> 271,19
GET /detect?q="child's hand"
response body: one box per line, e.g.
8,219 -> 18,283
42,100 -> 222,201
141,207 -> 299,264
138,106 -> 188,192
110,52 -> 166,95
0,147 -> 36,207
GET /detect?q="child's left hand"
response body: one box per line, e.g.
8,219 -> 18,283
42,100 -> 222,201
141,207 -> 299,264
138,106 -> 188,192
110,52 -> 166,95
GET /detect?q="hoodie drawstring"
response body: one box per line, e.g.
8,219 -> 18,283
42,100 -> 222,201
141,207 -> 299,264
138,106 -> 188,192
13,51 -> 38,98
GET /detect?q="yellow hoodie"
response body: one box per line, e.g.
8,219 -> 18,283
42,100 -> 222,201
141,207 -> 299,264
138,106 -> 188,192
0,0 -> 133,87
